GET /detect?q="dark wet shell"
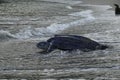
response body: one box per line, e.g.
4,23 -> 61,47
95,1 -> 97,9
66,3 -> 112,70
46,35 -> 104,51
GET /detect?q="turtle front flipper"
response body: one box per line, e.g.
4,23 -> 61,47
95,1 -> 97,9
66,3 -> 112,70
37,49 -> 54,54
46,40 -> 55,53
37,50 -> 49,54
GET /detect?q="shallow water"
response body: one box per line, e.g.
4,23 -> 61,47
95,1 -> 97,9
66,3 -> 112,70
0,0 -> 120,79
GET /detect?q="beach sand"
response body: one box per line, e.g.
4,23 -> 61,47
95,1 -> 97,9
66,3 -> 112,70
0,0 -> 120,79
82,0 -> 119,5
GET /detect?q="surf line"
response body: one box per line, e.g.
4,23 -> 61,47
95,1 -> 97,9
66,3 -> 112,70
99,41 -> 120,43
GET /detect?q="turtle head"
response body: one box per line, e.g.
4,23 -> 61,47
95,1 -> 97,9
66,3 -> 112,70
36,42 -> 49,50
98,44 -> 108,50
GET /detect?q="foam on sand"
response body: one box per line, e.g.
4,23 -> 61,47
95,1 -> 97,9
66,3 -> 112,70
42,0 -> 82,5
0,10 -> 95,39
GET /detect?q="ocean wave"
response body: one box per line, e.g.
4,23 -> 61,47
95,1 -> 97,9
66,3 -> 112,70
42,0 -> 82,5
14,10 -> 95,39
0,9 -> 95,40
0,30 -> 16,41
68,10 -> 94,18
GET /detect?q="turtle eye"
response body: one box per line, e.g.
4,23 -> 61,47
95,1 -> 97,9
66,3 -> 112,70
40,42 -> 46,46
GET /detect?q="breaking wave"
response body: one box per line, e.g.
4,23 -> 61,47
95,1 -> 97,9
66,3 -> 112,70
0,30 -> 16,41
0,10 -> 95,40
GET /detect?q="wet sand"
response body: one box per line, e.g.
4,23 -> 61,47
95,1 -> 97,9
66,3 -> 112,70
82,0 -> 120,5
1,40 -> 120,79
1,0 -> 120,80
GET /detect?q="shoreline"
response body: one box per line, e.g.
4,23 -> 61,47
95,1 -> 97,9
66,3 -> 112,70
81,0 -> 120,11
0,0 -> 120,79
81,0 -> 118,5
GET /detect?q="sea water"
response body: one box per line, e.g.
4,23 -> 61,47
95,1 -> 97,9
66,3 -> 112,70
0,0 -> 120,79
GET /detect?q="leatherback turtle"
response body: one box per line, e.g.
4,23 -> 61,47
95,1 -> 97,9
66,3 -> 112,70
37,35 -> 108,53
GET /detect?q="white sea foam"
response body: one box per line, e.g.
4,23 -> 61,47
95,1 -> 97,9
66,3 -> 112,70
69,10 -> 95,19
47,10 -> 95,33
15,27 -> 34,39
81,68 -> 98,71
3,10 -> 95,39
42,0 -> 82,5
14,27 -> 53,39
80,4 -> 112,12
66,6 -> 73,9
47,18 -> 95,33
94,77 -> 118,80
69,79 -> 86,80
0,30 -> 16,41
0,8 -> 96,40
0,16 -> 21,21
